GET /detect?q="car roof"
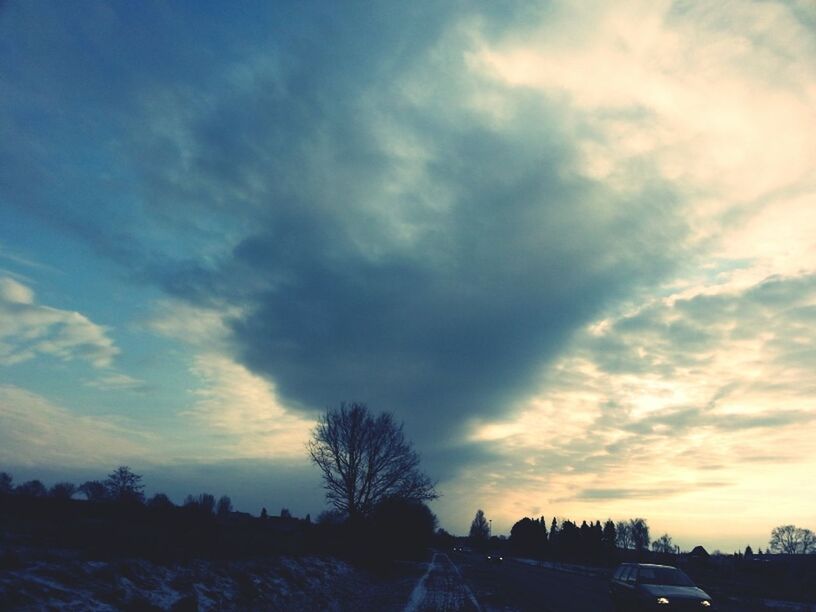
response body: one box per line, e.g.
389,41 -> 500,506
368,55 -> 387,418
618,563 -> 678,569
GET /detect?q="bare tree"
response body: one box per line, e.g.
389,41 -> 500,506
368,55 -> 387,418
198,493 -> 216,514
651,533 -> 675,554
184,493 -> 216,514
769,525 -> 816,554
616,521 -> 632,549
802,529 -> 816,554
308,402 -> 437,518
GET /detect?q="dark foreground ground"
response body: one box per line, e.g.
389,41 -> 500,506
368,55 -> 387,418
2,547 -> 815,611
448,550 -> 815,612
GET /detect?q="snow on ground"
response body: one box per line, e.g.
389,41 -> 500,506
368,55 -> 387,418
0,549 -> 358,611
403,552 -> 482,612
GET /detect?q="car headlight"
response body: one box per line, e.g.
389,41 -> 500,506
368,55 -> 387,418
701,602 -> 711,607
657,597 -> 670,605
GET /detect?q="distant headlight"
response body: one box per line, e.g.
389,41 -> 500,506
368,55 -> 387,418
499,557 -> 503,561
657,597 -> 670,605
701,602 -> 711,607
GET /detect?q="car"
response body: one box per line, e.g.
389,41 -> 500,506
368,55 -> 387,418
609,563 -> 714,610
486,553 -> 504,564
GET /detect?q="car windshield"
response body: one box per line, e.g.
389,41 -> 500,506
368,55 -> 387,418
637,567 -> 695,587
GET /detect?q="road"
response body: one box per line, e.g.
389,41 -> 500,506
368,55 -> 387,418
449,551 -> 614,612
402,550 -> 754,612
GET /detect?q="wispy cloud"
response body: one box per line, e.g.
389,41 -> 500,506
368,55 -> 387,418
0,277 -> 118,367
84,373 -> 148,392
0,385 -> 147,467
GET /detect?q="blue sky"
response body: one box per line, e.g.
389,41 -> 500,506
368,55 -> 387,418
1,0 -> 815,551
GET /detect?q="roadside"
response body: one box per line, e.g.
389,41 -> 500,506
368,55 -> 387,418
403,552 -> 481,612
0,545 -> 427,611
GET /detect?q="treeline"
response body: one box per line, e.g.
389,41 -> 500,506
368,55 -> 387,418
502,514 -> 662,565
0,467 -> 236,514
0,467 -> 438,566
0,466 -> 315,563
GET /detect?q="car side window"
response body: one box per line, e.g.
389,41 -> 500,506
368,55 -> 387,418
618,567 -> 630,582
613,566 -> 625,580
637,568 -> 655,583
626,567 -> 637,583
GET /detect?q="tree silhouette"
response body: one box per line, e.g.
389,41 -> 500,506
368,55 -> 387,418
148,492 -> 175,510
198,493 -> 216,514
184,493 -> 216,514
16,479 -> 47,497
280,507 -> 292,518
590,520 -> 604,558
317,509 -> 344,525
308,402 -> 436,518
769,525 -> 816,554
510,517 -> 548,557
470,509 -> 490,543
79,480 -> 109,502
49,482 -> 76,499
630,518 -> 650,552
559,520 -> 579,558
104,466 -> 144,503
651,533 -> 675,554
216,495 -> 233,517
370,497 -> 437,560
616,520 -> 632,549
602,519 -> 617,550
0,472 -> 13,494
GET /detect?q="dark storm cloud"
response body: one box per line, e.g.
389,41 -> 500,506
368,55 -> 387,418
0,2 -> 690,455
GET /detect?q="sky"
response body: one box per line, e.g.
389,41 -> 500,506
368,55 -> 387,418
1,0 -> 815,553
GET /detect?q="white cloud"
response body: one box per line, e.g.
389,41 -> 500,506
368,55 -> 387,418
441,1 -> 816,545
147,298 -> 239,350
466,273 -> 816,543
472,0 -> 816,276
0,276 -> 118,367
145,300 -> 314,459
0,384 -> 147,467
184,353 -> 315,459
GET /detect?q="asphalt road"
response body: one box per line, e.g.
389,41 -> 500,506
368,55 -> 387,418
450,551 -> 615,612
445,551 -> 759,612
